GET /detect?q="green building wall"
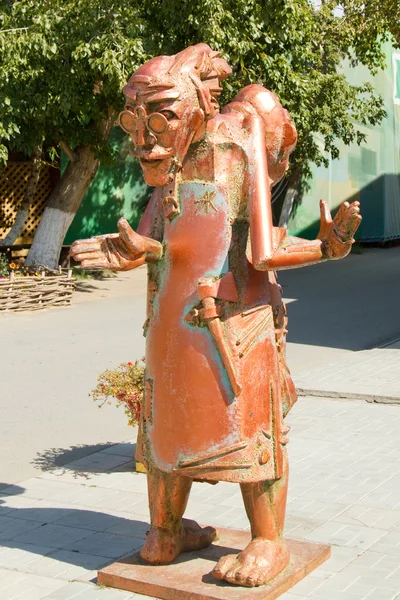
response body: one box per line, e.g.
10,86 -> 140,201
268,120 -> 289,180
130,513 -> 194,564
64,128 -> 151,245
288,43 -> 400,242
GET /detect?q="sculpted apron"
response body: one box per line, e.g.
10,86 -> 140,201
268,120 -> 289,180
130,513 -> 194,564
137,176 -> 287,483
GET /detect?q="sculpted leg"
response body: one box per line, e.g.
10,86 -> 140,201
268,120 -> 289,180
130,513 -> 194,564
140,468 -> 217,565
212,453 -> 289,587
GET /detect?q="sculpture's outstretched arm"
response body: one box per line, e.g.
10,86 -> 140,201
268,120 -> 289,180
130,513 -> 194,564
70,189 -> 164,271
250,200 -> 361,271
70,217 -> 162,271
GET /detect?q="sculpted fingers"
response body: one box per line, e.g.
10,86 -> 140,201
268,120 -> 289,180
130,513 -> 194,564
319,199 -> 332,225
72,250 -> 105,263
346,202 -> 362,236
336,201 -> 360,222
347,201 -> 361,220
333,201 -> 348,224
70,235 -> 117,269
334,201 -> 361,240
117,217 -> 134,238
70,225 -> 159,272
118,218 -> 146,256
80,257 -> 110,269
317,199 -> 333,241
347,216 -> 362,238
70,238 -> 102,258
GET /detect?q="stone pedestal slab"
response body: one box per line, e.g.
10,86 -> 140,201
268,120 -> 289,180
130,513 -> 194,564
98,527 -> 330,600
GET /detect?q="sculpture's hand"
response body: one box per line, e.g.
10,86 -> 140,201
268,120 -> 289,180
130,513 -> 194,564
70,218 -> 162,271
317,200 -> 361,259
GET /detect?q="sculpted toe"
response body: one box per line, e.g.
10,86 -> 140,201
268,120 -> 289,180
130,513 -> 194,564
212,538 -> 290,587
211,568 -> 224,580
256,572 -> 268,587
225,566 -> 240,584
245,572 -> 260,587
235,565 -> 254,586
212,554 -> 236,580
182,519 -> 217,551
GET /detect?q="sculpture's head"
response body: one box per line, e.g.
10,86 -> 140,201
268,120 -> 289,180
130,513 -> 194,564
118,44 -> 231,186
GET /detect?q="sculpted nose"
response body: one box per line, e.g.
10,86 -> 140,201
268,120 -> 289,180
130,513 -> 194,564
147,132 -> 157,147
136,123 -> 157,148
134,108 -> 157,148
130,106 -> 146,146
136,110 -> 147,146
136,119 -> 146,146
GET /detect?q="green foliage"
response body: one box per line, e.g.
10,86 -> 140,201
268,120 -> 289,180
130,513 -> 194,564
0,257 -> 59,277
0,0 -> 398,178
90,359 -> 145,426
0,253 -> 10,277
142,0 -> 396,176
341,0 -> 400,58
0,1 -> 149,164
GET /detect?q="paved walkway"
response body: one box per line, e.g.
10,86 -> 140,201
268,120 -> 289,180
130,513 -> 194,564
1,247 -> 400,598
279,246 -> 400,403
1,248 -> 400,485
0,268 -> 147,486
0,397 -> 399,600
295,342 -> 400,403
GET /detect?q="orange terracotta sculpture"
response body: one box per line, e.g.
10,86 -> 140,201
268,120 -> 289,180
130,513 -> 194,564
71,44 -> 361,588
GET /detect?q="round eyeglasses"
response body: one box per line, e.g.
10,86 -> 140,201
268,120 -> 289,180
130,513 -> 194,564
118,108 -> 169,135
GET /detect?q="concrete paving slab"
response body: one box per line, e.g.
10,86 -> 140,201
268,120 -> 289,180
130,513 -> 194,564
280,247 -> 400,355
0,397 -> 398,599
0,268 -> 147,486
295,347 -> 400,403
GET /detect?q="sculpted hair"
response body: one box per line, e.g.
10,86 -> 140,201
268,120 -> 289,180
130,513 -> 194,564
168,43 -> 232,118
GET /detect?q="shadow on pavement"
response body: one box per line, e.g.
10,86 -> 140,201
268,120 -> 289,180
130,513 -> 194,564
73,282 -> 106,294
279,247 -> 400,351
0,441 -> 148,570
0,483 -> 24,494
0,490 -> 148,569
31,443 -> 136,479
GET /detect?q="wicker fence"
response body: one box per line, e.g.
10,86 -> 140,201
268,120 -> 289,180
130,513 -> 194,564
0,270 -> 75,312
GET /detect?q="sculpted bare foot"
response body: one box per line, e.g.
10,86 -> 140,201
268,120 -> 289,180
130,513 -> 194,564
140,518 -> 217,565
212,538 -> 289,587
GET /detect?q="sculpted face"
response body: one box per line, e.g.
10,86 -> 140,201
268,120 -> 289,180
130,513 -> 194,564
119,73 -> 205,187
118,46 -> 232,186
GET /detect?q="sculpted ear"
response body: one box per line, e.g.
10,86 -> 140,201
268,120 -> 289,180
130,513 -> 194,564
189,108 -> 205,132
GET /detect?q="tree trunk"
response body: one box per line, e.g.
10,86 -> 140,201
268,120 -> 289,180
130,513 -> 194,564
26,111 -> 115,269
2,143 -> 43,246
278,167 -> 301,228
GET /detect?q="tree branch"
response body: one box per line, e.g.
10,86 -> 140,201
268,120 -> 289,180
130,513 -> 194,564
59,141 -> 78,164
0,27 -> 31,34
